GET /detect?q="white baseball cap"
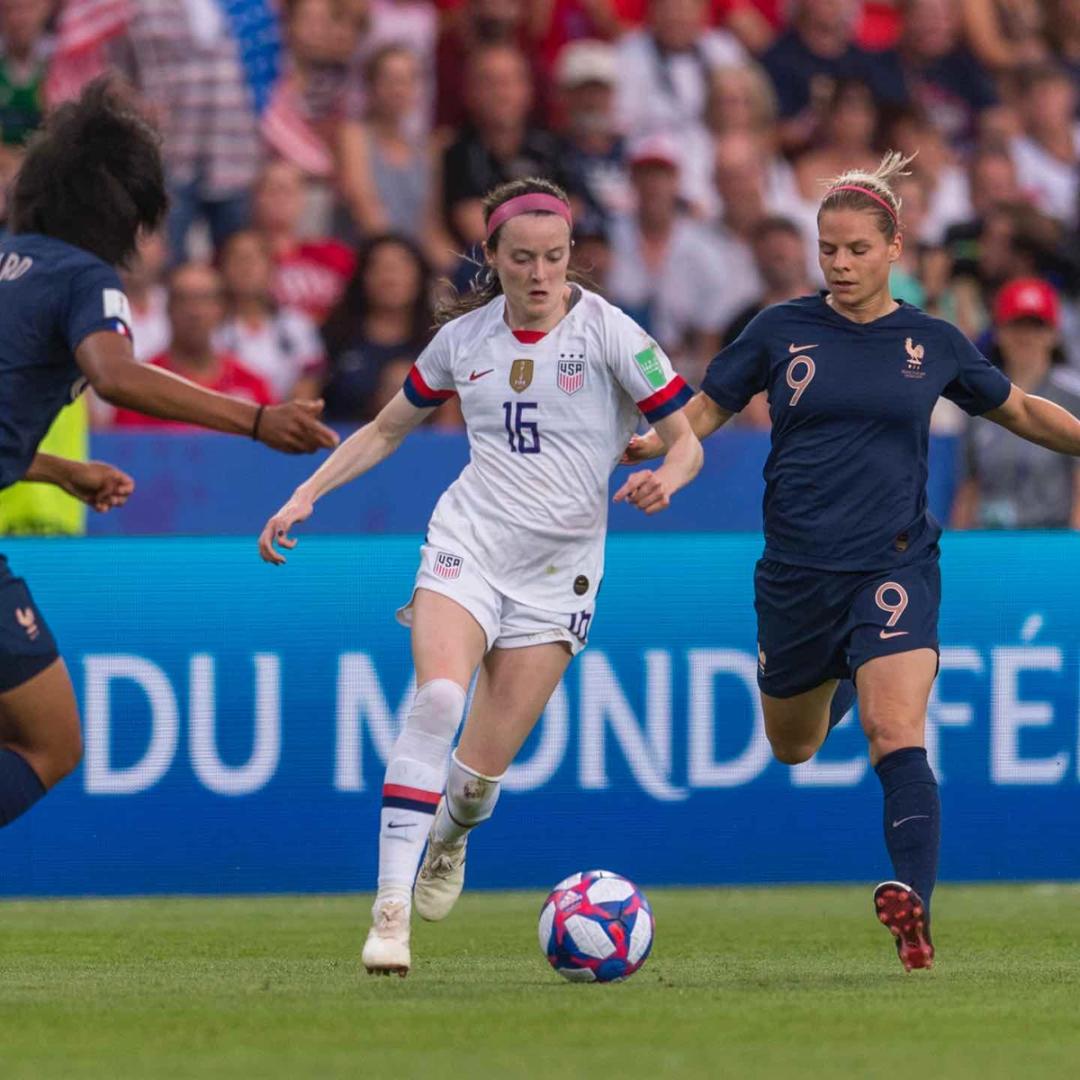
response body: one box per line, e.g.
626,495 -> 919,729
555,39 -> 618,89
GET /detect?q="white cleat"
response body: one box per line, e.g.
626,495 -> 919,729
362,897 -> 411,977
414,833 -> 468,922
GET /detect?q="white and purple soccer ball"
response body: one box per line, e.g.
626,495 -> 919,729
538,870 -> 655,983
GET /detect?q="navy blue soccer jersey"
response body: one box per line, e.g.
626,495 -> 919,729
701,294 -> 1012,571
0,233 -> 131,492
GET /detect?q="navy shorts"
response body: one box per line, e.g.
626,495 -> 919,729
0,556 -> 60,693
754,551 -> 941,699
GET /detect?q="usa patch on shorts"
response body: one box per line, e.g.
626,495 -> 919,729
433,551 -> 463,580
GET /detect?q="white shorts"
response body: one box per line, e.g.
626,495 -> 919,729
395,543 -> 595,656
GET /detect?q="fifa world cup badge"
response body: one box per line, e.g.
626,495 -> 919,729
509,359 -> 534,393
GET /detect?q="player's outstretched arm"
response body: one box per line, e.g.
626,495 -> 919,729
622,391 -> 733,463
985,385 -> 1080,456
259,390 -> 429,564
614,409 -> 703,515
75,331 -> 339,454
23,453 -> 134,513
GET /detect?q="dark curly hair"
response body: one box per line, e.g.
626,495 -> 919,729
9,77 -> 168,267
322,233 -> 435,359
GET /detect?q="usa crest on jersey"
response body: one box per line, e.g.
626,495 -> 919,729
433,551 -> 463,579
557,341 -> 586,396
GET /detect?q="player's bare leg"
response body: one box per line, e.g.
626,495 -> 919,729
415,641 -> 572,922
0,660 -> 81,826
760,678 -> 839,765
363,589 -> 486,976
859,649 -> 939,971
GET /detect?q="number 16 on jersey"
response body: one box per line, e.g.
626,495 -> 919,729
503,401 -> 541,454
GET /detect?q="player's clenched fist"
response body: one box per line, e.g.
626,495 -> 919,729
257,400 -> 340,454
613,469 -> 674,515
259,491 -> 315,564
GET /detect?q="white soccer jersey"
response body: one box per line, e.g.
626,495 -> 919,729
402,287 -> 692,612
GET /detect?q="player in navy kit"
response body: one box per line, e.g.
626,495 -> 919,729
629,153 -> 1080,970
0,80 -> 337,835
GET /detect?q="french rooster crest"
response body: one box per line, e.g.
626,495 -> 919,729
905,337 -> 924,366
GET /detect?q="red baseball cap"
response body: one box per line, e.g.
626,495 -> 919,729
993,278 -> 1060,328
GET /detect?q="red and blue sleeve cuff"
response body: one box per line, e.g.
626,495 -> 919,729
403,365 -> 456,408
637,375 -> 692,422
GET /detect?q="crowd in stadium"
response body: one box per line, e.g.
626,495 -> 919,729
0,0 -> 1078,526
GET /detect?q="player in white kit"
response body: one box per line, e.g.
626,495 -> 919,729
258,179 -> 702,975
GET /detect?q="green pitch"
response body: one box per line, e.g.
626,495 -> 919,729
3,885 -> 1078,1080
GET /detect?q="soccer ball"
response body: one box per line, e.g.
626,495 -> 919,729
538,869 -> 654,983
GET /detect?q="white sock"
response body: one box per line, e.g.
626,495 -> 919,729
376,679 -> 465,901
429,750 -> 503,847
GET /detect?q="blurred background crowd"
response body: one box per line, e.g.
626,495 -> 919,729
0,0 -> 1078,529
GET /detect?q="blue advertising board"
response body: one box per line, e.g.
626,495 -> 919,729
83,430 -> 963,536
1,532 -> 1077,896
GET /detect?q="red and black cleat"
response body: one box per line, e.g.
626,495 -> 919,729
873,881 -> 934,971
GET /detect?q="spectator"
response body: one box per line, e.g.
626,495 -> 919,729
708,133 -> 771,331
0,0 -> 51,156
793,79 -> 881,201
761,0 -> 907,152
553,39 -> 632,223
263,0 -> 358,178
253,159 -> 357,324
109,0 -> 262,262
959,0 -> 1048,73
889,171 -> 935,309
435,0 -> 530,131
120,231 -> 171,365
952,278 -> 1080,528
948,200 -> 1065,340
215,230 -> 327,401
1009,65 -> 1079,229
526,2 -> 623,91
1045,0 -> 1080,104
441,42 -> 575,248
898,0 -> 1001,148
569,213 -> 613,297
684,60 -> 790,219
887,108 -> 972,244
114,263 -> 275,428
614,0 -> 743,164
607,133 -> 728,384
319,234 -> 434,422
92,230 -> 172,428
940,145 -> 1019,286
338,44 -> 452,268
722,216 -> 813,347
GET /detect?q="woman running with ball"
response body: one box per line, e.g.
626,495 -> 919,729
259,178 -> 702,976
629,152 -> 1080,971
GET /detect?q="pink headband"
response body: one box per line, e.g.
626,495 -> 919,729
825,184 -> 898,224
486,194 -> 573,241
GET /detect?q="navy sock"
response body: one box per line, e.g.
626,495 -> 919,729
828,678 -> 857,731
0,748 -> 46,827
874,746 -> 940,921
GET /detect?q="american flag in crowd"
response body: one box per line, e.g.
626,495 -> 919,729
45,0 -> 131,106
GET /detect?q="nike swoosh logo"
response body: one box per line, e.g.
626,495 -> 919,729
879,630 -> 909,639
469,369 -> 494,381
892,815 -> 929,828
789,343 -> 819,353
386,821 -> 416,829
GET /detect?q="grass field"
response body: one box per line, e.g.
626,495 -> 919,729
2,885 -> 1079,1080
